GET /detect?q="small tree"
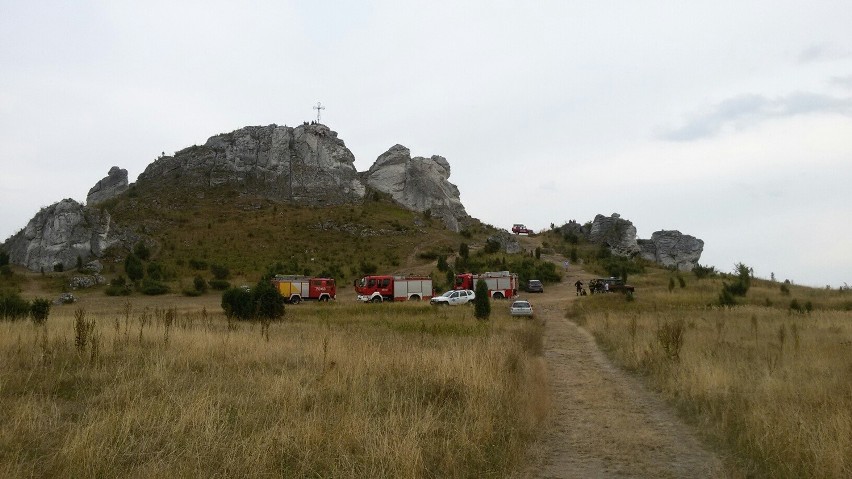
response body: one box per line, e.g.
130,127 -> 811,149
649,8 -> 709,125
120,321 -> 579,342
251,279 -> 285,321
534,247 -> 541,260
30,298 -> 51,325
125,254 -> 144,282
193,275 -> 208,293
133,242 -> 151,261
474,279 -> 491,320
0,250 -> 9,267
221,287 -> 253,320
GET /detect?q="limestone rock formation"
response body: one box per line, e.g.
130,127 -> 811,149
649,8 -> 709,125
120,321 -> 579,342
486,232 -> 522,255
137,123 -> 365,205
86,166 -> 128,205
638,230 -> 704,271
363,145 -> 468,231
587,213 -> 641,257
2,199 -> 120,272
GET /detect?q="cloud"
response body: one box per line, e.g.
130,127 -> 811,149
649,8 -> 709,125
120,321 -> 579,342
797,44 -> 852,63
831,75 -> 852,90
661,92 -> 852,141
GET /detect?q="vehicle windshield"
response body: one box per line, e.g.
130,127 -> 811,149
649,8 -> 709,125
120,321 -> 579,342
512,301 -> 531,307
441,290 -> 455,297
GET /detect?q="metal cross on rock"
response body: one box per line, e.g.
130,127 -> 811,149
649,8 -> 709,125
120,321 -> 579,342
313,102 -> 325,122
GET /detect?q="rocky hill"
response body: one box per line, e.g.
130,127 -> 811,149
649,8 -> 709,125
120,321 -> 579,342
2,123 -> 471,271
559,214 -> 704,271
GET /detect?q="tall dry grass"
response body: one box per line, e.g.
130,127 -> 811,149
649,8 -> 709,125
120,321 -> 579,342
571,289 -> 852,478
0,299 -> 547,478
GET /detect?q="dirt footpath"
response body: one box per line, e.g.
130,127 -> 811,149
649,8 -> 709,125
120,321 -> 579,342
521,264 -> 726,478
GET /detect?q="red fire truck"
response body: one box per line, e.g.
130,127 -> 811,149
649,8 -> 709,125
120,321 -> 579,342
271,275 -> 336,304
355,275 -> 434,303
454,271 -> 518,299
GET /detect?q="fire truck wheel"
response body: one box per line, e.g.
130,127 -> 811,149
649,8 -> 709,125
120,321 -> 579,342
492,292 -> 504,299
290,296 -> 301,304
320,296 -> 329,302
409,295 -> 420,301
371,296 -> 382,303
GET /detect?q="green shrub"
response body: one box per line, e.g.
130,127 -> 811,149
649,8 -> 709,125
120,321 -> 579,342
0,292 -> 30,320
210,264 -> 230,280
105,284 -> 132,296
221,287 -> 253,320
30,298 -> 51,324
251,279 -> 285,321
189,259 -> 208,270
0,250 -> 8,267
693,264 -> 716,279
125,254 -> 144,282
147,262 -> 163,281
193,275 -> 208,293
474,279 -> 491,320
140,279 -> 169,295
53,263 -> 64,272
209,279 -> 231,290
133,242 -> 151,261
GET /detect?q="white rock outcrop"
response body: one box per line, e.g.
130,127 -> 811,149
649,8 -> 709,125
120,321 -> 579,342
86,166 -> 129,205
638,230 -> 704,271
138,123 -> 365,205
364,145 -> 468,231
2,199 -> 119,272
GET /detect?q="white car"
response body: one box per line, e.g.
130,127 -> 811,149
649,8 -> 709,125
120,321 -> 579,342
430,289 -> 476,306
510,300 -> 533,317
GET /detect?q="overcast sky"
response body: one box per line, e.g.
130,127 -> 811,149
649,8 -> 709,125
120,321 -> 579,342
2,1 -> 850,287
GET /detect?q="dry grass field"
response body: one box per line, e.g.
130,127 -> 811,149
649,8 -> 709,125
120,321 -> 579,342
569,275 -> 852,478
0,296 -> 547,478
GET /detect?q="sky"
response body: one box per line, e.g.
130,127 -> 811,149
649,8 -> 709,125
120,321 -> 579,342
1,1 -> 850,288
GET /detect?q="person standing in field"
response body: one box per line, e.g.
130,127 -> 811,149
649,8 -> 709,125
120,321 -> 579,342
575,280 -> 584,296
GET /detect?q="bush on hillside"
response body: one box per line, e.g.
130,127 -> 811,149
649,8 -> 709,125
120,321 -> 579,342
0,250 -> 8,267
140,279 -> 169,295
125,254 -> 144,282
133,241 -> 151,261
221,287 -> 253,320
693,264 -> 716,279
210,264 -> 230,280
209,279 -> 231,290
251,279 -> 285,321
30,298 -> 51,325
474,279 -> 491,320
0,292 -> 30,320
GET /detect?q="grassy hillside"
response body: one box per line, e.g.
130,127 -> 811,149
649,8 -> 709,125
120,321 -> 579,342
568,261 -> 852,477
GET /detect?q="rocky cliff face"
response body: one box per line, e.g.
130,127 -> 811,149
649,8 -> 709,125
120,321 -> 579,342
559,214 -> 704,270
638,230 -> 704,271
2,199 -> 121,272
137,123 -> 365,205
363,145 -> 468,231
86,166 -> 128,205
587,213 -> 641,257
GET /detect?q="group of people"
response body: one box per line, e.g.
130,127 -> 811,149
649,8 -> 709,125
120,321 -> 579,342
574,279 -> 609,296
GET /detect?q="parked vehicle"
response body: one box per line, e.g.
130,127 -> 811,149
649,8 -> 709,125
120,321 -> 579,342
511,224 -> 532,235
430,289 -> 475,306
510,300 -> 534,317
454,271 -> 518,299
526,279 -> 544,293
355,275 -> 434,303
589,277 -> 635,294
271,275 -> 336,303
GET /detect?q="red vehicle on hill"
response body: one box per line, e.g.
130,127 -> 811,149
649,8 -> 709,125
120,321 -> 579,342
355,275 -> 434,303
512,224 -> 532,234
271,275 -> 336,303
454,271 -> 518,299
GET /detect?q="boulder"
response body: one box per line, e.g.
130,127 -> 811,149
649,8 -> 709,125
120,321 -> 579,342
363,145 -> 468,231
639,230 -> 704,271
69,274 -> 107,289
486,232 -> 522,254
587,213 -> 640,257
1,199 -> 121,272
137,123 -> 365,205
86,166 -> 129,205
